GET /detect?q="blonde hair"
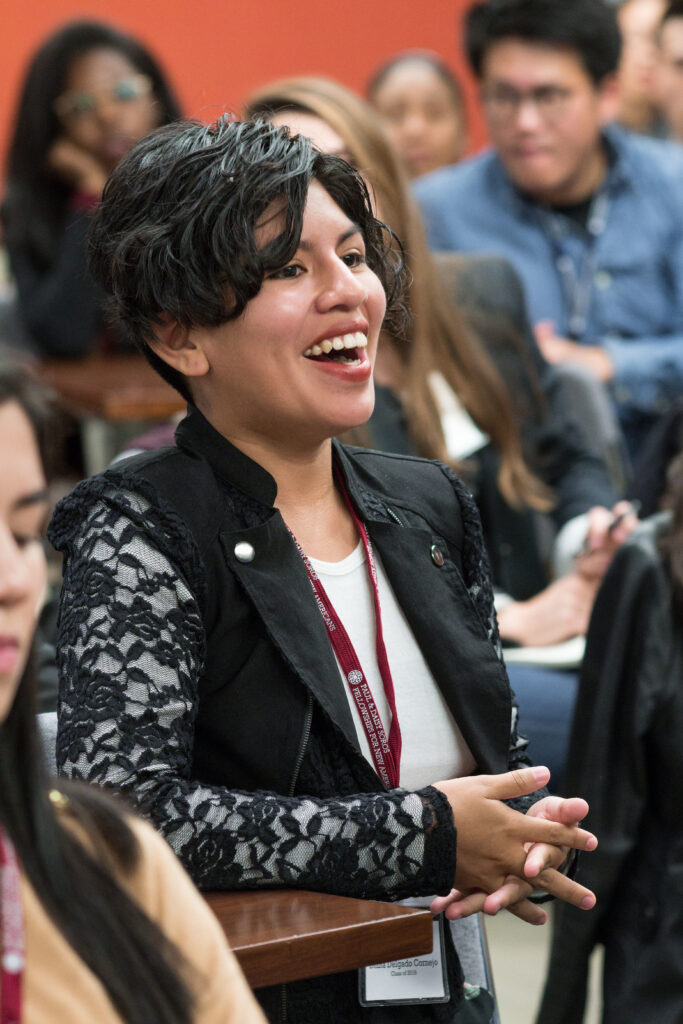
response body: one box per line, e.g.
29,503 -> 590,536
246,76 -> 553,511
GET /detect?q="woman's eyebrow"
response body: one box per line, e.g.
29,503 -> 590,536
13,489 -> 49,511
298,224 -> 363,252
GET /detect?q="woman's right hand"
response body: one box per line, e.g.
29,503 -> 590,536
432,766 -> 597,911
497,574 -> 598,647
46,137 -> 108,197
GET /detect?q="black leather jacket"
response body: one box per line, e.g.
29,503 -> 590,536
51,405 -> 533,1023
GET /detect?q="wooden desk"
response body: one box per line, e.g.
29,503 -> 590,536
205,890 -> 433,989
39,353 -> 184,473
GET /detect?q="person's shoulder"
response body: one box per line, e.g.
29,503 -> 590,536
340,445 -> 470,545
614,126 -> 683,190
414,149 -> 498,204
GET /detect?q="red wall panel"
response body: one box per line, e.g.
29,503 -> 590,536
1,0 -> 485,176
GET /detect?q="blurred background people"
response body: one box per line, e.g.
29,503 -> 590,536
1,20 -> 180,358
0,362 -> 265,1024
415,0 -> 683,460
656,0 -> 683,140
614,0 -> 667,135
367,51 -> 467,178
246,76 -> 633,786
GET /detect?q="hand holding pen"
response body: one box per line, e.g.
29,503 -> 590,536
574,500 -> 641,580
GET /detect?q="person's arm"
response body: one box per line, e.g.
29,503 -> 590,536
53,486 -> 457,899
128,818 -> 267,1024
9,208 -> 105,358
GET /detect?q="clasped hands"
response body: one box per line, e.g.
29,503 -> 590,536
432,766 -> 597,927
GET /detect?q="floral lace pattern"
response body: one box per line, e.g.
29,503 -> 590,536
54,487 -> 454,895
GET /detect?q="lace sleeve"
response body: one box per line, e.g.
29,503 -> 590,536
56,489 -> 457,895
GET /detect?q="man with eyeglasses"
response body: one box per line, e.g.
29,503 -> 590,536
415,0 -> 683,458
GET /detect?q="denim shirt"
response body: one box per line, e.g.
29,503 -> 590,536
414,126 -> 683,447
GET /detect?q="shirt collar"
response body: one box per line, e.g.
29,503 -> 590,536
174,404 -> 372,518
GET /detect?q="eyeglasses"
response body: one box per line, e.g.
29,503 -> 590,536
54,74 -> 153,121
481,84 -> 575,123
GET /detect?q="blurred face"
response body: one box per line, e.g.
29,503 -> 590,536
371,61 -> 465,178
0,402 -> 48,724
189,180 -> 386,449
269,110 -> 354,164
618,0 -> 665,117
56,47 -> 161,171
658,18 -> 683,141
481,40 -> 617,204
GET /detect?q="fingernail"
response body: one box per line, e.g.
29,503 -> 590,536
581,896 -> 595,910
535,913 -> 548,926
532,766 -> 549,783
586,836 -> 598,851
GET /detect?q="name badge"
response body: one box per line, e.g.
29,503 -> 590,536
358,914 -> 449,1006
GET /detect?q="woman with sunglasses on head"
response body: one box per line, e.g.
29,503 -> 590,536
2,20 -> 180,358
0,363 -> 265,1023
51,117 -> 598,1023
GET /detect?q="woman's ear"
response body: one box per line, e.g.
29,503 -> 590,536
148,317 -> 210,378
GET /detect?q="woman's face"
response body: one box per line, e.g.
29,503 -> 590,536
57,47 -> 161,171
0,402 -> 48,723
371,61 -> 465,178
188,180 -> 386,448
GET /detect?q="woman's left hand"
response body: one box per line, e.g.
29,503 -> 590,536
430,795 -> 595,926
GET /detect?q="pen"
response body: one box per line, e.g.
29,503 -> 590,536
576,500 -> 641,558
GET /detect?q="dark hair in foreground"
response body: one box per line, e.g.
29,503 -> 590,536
465,0 -> 622,84
367,50 -> 464,108
2,19 -> 181,269
0,364 -> 194,1024
88,116 -> 406,400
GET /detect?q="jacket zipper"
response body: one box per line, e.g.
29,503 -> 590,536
385,505 -> 404,527
288,690 -> 313,797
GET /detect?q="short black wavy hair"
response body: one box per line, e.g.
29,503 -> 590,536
88,116 -> 406,400
465,0 -> 622,86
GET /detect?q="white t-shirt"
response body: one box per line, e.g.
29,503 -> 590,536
308,542 -> 476,790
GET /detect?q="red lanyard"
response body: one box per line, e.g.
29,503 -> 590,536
0,828 -> 23,1024
288,470 -> 402,789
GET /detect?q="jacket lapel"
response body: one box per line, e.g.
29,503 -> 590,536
368,520 -> 512,775
220,511 -> 362,754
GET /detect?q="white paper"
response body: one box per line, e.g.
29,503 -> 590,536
362,919 -> 446,1003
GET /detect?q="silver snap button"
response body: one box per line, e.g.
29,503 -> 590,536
595,270 -> 612,290
430,544 -> 445,567
234,541 -> 255,563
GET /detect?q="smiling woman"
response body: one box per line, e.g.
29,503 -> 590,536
51,117 -> 599,1024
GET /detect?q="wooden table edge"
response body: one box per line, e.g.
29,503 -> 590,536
206,892 -> 434,989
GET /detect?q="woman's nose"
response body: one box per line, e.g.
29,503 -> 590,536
317,261 -> 367,310
0,532 -> 32,607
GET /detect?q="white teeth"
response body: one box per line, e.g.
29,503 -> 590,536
320,339 -> 333,354
311,344 -> 322,356
305,333 -> 367,358
338,355 -> 361,365
303,347 -> 312,356
343,334 -> 356,349
332,337 -> 344,350
355,332 -> 367,348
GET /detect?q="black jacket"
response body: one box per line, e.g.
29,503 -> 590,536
51,406 -> 533,1023
536,515 -> 683,1024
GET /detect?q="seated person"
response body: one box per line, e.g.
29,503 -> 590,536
367,51 -> 467,178
245,75 -> 637,787
50,117 -> 599,1024
414,0 -> 683,458
1,19 -> 180,357
0,363 -> 264,1023
537,451 -> 683,1024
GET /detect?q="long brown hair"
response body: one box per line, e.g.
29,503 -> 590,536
246,76 -> 552,511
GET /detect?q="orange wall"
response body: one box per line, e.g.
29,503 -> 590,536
2,0 -> 486,174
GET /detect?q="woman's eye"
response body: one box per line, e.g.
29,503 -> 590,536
270,264 -> 304,280
342,251 -> 366,268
